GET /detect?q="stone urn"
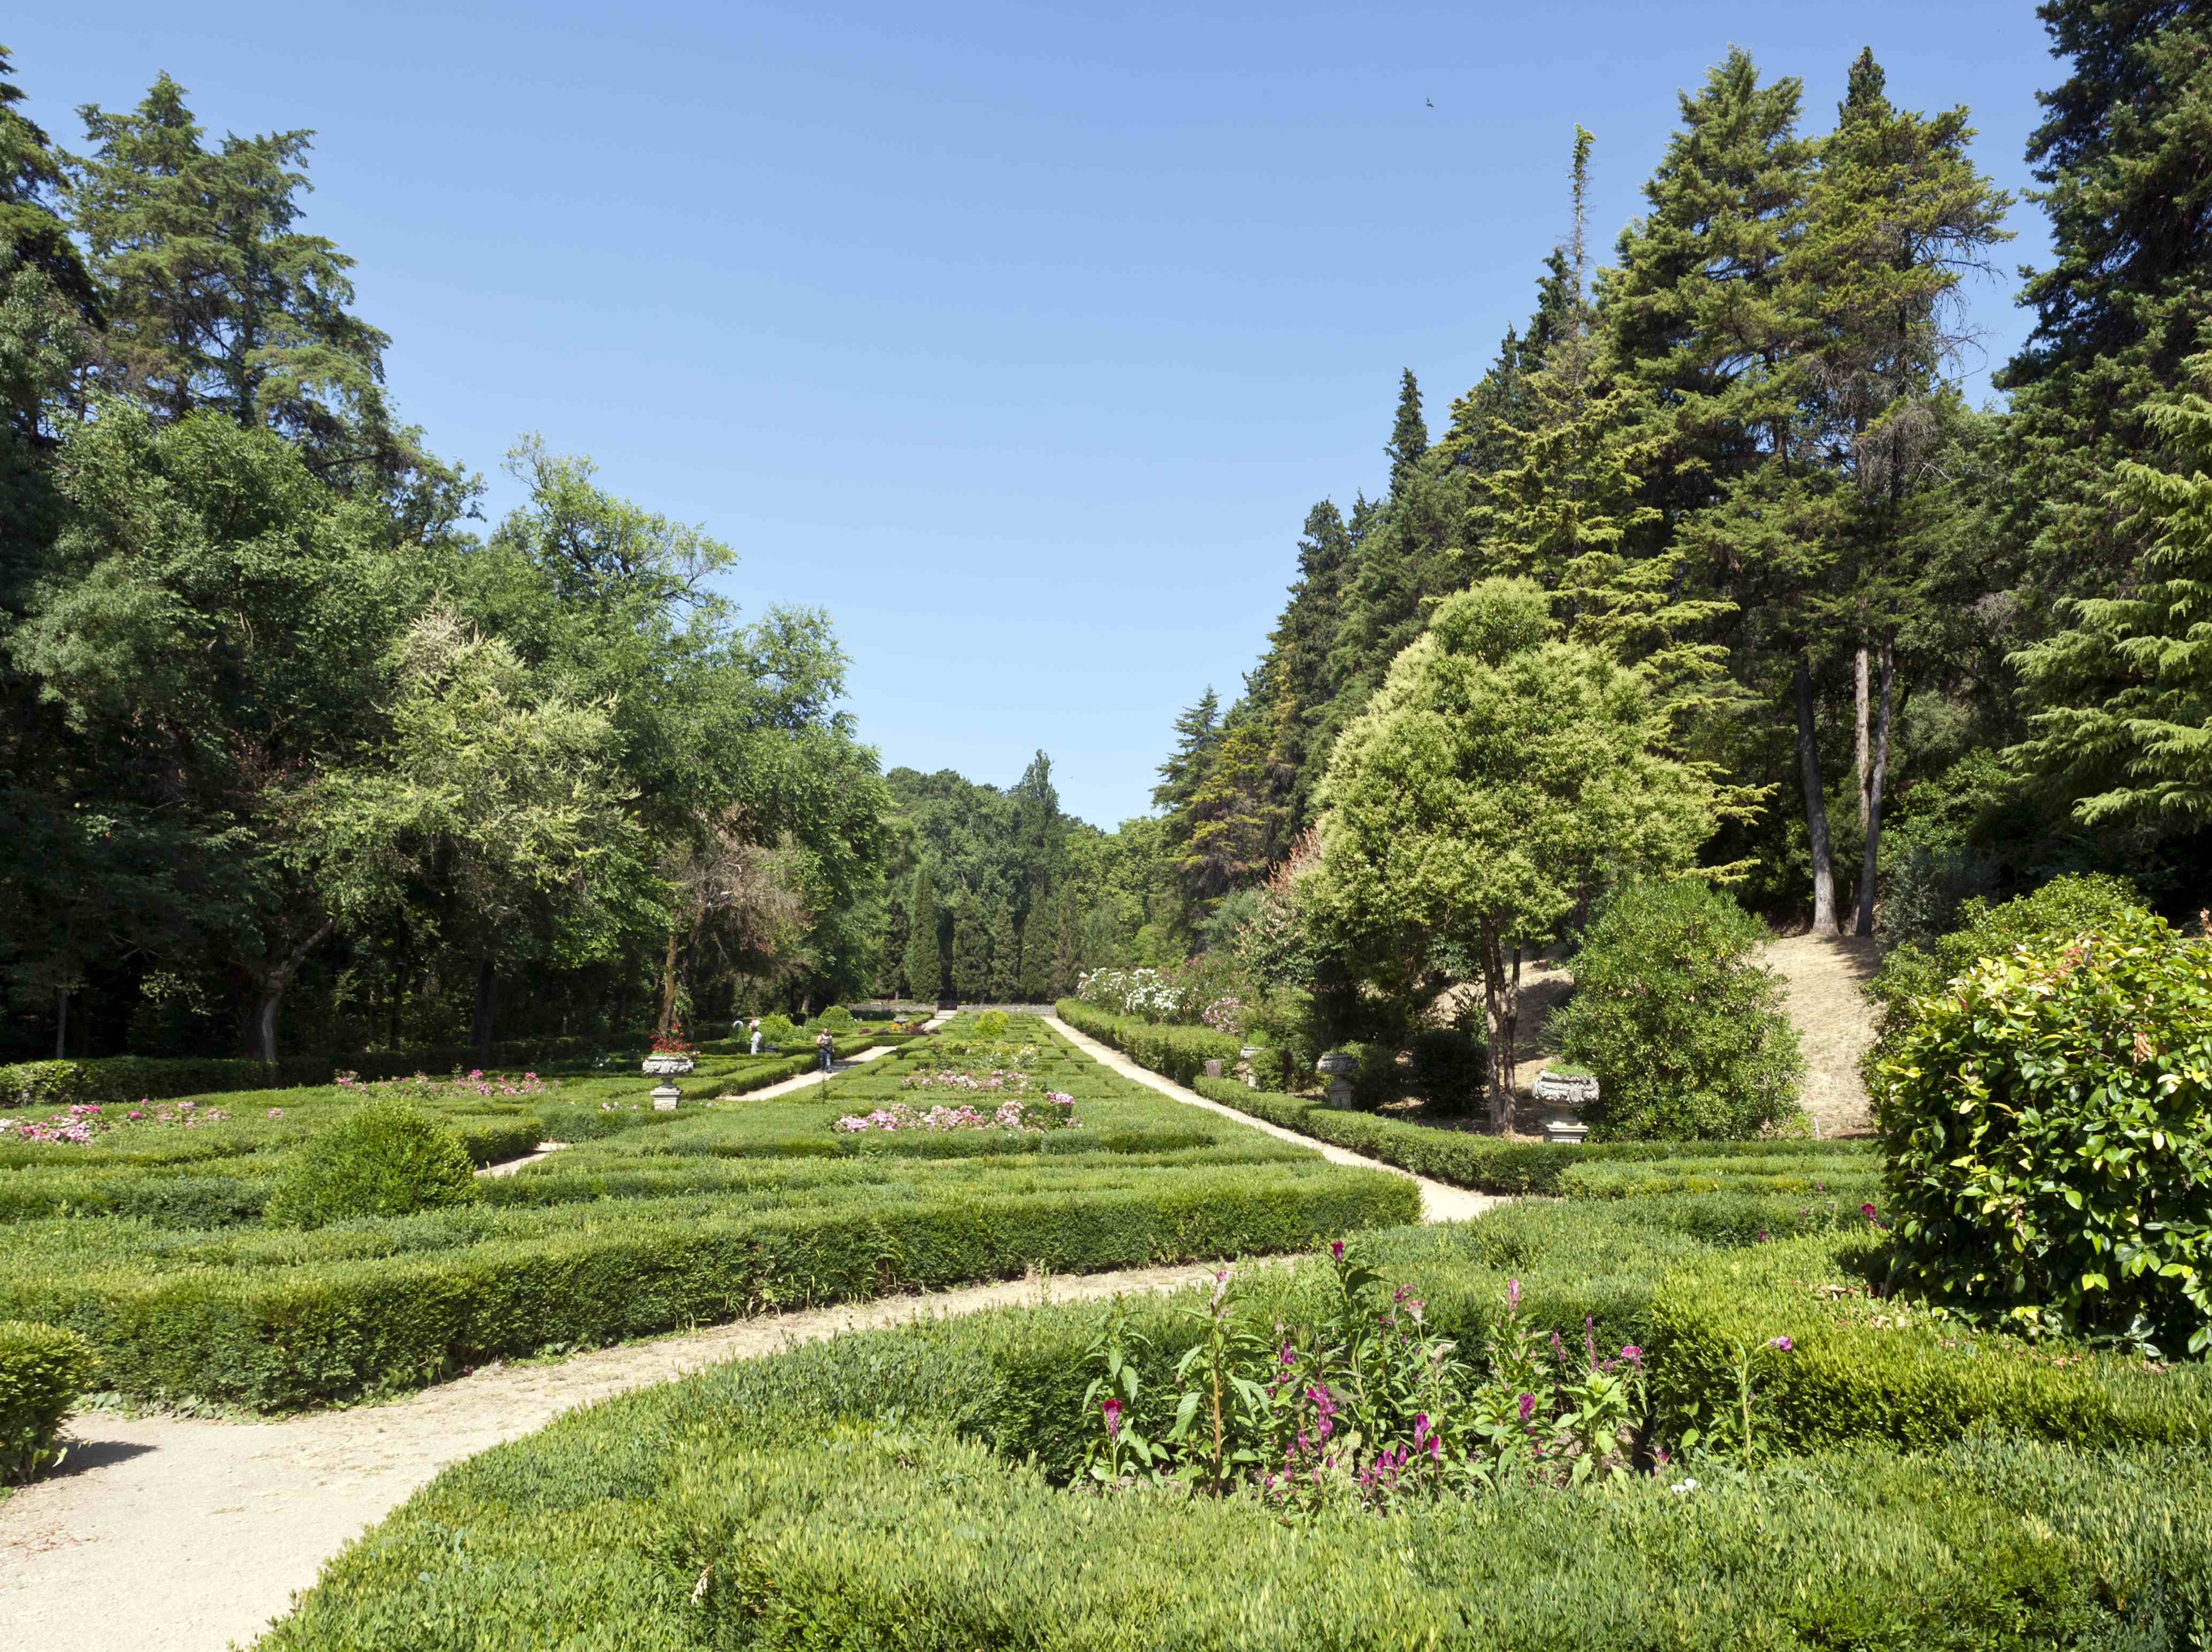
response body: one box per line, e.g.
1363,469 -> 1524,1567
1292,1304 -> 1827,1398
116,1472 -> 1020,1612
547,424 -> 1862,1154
649,1082 -> 683,1112
1533,1068 -> 1598,1145
1316,1050 -> 1359,1110
643,1053 -> 696,1077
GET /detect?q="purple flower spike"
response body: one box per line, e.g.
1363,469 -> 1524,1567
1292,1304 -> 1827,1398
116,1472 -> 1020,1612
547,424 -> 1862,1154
1516,1391 -> 1535,1422
1507,1278 -> 1521,1310
1331,1239 -> 1345,1261
1100,1397 -> 1123,1440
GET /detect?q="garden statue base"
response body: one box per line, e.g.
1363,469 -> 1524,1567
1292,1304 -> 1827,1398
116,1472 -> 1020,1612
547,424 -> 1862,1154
1325,1077 -> 1356,1109
650,1083 -> 682,1112
1238,1046 -> 1263,1087
1543,1114 -> 1589,1145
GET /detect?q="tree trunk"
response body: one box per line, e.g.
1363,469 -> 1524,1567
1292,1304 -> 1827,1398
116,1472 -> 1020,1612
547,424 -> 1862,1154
469,955 -> 498,1067
1854,643 -> 1872,830
54,988 -> 70,1060
1479,922 -> 1520,1134
249,918 -> 336,1063
657,928 -> 682,1037
1793,654 -> 1839,933
1853,635 -> 1895,937
387,959 -> 407,1050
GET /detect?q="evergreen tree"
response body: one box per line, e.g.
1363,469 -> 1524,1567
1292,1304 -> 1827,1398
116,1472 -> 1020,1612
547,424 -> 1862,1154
1999,0 -> 2212,612
948,889 -> 990,1001
63,75 -> 406,477
985,897 -> 1019,1000
901,865 -> 941,1001
1151,688 -> 1222,817
1385,367 -> 1428,495
2012,351 -> 2212,824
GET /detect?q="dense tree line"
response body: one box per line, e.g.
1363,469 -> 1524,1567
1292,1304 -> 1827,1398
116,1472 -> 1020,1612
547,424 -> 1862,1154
0,55 -> 888,1062
1149,6 -> 2212,958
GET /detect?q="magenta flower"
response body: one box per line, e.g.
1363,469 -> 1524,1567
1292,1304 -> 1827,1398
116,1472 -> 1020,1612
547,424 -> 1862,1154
1516,1392 -> 1535,1422
1620,1343 -> 1643,1365
1769,1335 -> 1793,1351
1331,1239 -> 1345,1261
1100,1397 -> 1122,1440
1507,1278 -> 1520,1310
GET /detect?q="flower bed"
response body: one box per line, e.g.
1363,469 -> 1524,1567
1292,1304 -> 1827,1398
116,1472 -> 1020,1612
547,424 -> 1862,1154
335,1069 -> 548,1100
835,1092 -> 1077,1135
3,1098 -> 239,1144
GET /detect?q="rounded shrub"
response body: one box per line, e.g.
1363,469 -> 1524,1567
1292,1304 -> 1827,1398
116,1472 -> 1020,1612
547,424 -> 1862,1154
0,1320 -> 98,1483
1873,923 -> 2212,1356
973,1009 -> 1010,1038
1553,879 -> 1804,1140
757,1013 -> 799,1050
818,1004 -> 855,1031
264,1099 -> 482,1230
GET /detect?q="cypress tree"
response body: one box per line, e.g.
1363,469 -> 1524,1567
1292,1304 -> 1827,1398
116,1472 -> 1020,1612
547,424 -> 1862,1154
949,890 -> 991,1001
901,865 -> 941,1002
985,898 -> 1019,1000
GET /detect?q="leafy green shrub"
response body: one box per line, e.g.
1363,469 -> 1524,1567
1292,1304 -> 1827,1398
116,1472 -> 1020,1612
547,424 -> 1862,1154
1873,925 -> 2212,1355
0,1054 -> 327,1109
817,1004 -> 855,1031
0,1320 -> 98,1482
264,1100 -> 483,1230
973,1009 -> 1010,1038
1865,871 -> 2160,1045
757,1013 -> 800,1050
1553,880 -> 1804,1140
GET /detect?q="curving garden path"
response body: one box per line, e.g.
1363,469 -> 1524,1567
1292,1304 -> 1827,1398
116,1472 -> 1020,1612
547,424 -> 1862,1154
1041,1014 -> 1505,1223
0,1260 -> 1235,1652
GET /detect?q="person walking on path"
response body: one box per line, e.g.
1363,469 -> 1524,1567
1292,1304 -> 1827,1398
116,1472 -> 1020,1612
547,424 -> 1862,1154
814,1028 -> 834,1073
747,1017 -> 762,1055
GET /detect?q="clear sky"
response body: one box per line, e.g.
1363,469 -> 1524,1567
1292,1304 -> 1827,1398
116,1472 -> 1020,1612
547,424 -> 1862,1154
12,1 -> 2058,828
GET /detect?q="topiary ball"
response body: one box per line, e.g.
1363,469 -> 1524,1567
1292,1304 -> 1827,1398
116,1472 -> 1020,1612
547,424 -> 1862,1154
265,1099 -> 482,1230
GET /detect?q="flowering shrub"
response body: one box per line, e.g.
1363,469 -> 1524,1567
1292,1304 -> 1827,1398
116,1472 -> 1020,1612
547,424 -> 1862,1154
1200,995 -> 1244,1036
1077,967 -> 1198,1023
3,1098 -> 233,1144
834,1092 -> 1076,1134
335,1069 -> 547,1100
1079,1245 -> 1644,1512
649,1033 -> 696,1057
900,1068 -> 1036,1094
928,1040 -> 1039,1068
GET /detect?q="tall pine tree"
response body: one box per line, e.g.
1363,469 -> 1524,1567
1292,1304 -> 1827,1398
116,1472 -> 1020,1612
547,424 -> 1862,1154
901,865 -> 941,1001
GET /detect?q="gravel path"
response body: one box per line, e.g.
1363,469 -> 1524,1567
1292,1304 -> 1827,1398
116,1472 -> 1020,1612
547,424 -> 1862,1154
0,1260 -> 1229,1652
1041,1014 -> 1504,1223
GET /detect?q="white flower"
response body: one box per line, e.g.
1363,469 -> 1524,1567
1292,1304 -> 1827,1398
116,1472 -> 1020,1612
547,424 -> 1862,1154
1669,1477 -> 1699,1495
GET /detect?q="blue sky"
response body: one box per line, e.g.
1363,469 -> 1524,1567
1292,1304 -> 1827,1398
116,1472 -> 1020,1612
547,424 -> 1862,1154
14,2 -> 2057,827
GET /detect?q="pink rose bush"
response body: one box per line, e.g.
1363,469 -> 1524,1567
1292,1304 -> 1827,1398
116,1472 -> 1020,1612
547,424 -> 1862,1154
4,1098 -> 232,1144
835,1091 -> 1077,1135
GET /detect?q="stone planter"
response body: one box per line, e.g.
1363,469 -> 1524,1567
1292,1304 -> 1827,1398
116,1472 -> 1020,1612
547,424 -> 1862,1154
1316,1051 -> 1358,1110
1533,1068 -> 1597,1146
1238,1045 -> 1264,1088
649,1082 -> 683,1112
642,1054 -> 696,1077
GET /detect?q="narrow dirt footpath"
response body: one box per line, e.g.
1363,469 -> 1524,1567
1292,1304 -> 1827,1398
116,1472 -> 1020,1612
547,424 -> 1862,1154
1763,933 -> 1881,1137
1042,1014 -> 1504,1223
0,1260 -> 1228,1652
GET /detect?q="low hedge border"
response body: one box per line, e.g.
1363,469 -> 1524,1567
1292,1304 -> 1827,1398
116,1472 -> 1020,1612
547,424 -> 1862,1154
0,1319 -> 97,1483
1644,1231 -> 2212,1453
1054,1000 -> 1240,1086
6,1166 -> 1417,1410
1185,1074 -> 1870,1196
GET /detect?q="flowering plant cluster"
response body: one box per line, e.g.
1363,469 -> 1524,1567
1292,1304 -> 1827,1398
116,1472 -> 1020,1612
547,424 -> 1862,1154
648,1033 -> 696,1056
334,1069 -> 548,1099
1079,1244 -> 1647,1514
1077,955 -> 1247,1026
1200,995 -> 1245,1036
834,1091 -> 1076,1135
929,1039 -> 1039,1068
899,1068 -> 1035,1095
3,1098 -> 234,1144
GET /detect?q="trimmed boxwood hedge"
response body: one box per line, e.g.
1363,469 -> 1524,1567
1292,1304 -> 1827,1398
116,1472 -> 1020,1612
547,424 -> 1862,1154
259,1226 -> 2212,1651
1644,1231 -> 2212,1455
1055,1000 -> 1240,1085
0,1164 -> 1415,1409
0,1319 -> 98,1483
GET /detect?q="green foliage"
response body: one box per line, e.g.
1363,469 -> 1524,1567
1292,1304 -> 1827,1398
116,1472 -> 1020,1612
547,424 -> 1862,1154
0,1319 -> 97,1483
1865,871 -> 2160,1043
756,1014 -> 799,1049
1553,880 -> 1804,1140
815,1005 -> 854,1031
263,1100 -> 483,1230
1055,1000 -> 1240,1087
973,1009 -> 1009,1038
1309,577 -> 1721,1126
1873,924 -> 2212,1355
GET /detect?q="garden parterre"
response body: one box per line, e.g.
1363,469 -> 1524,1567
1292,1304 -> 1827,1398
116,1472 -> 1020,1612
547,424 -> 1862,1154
0,1014 -> 1414,1409
261,1197 -> 2212,1650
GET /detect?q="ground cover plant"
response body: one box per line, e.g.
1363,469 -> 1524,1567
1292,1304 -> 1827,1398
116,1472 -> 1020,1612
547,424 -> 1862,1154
261,1193 -> 2212,1650
0,1014 -> 1412,1411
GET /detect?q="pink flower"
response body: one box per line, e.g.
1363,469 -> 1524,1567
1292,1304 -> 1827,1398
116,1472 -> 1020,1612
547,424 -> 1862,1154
1100,1397 -> 1122,1440
1769,1335 -> 1793,1352
1517,1392 -> 1535,1422
1330,1239 -> 1345,1261
1506,1278 -> 1521,1311
1620,1344 -> 1643,1365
